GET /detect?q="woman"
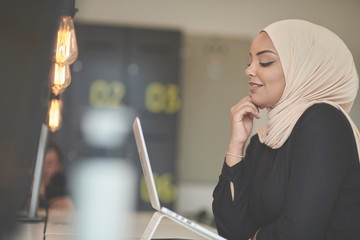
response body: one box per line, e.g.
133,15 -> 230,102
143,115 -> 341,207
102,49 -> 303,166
40,142 -> 72,209
212,19 -> 360,240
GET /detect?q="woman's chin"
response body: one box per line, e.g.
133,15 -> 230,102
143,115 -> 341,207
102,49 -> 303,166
251,97 -> 276,110
250,98 -> 263,109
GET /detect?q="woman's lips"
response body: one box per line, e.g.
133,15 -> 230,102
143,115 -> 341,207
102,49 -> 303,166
249,82 -> 263,93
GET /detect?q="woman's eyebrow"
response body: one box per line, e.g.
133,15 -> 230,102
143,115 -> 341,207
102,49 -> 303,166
256,49 -> 277,56
249,49 -> 278,57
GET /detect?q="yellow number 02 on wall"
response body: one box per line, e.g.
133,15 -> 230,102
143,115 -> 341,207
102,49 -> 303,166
89,79 -> 125,107
145,82 -> 181,114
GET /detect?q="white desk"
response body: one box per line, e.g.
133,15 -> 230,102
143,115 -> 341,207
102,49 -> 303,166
12,210 -> 217,240
10,222 -> 45,240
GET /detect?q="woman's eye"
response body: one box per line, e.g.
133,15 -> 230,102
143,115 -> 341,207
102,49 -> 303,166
259,61 -> 275,67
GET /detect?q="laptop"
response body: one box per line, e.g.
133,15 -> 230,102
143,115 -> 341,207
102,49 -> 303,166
133,117 -> 226,240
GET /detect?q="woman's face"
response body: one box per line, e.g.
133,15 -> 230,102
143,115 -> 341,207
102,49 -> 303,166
43,148 -> 63,185
245,32 -> 285,109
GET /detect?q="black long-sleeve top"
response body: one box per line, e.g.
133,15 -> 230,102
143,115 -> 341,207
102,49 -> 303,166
212,103 -> 360,240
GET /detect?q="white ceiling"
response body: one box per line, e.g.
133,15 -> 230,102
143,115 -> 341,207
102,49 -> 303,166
75,0 -> 360,59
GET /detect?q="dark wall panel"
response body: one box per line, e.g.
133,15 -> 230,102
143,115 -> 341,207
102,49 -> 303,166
54,23 -> 182,211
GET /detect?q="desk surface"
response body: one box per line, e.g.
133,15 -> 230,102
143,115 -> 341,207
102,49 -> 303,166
11,210 -> 217,240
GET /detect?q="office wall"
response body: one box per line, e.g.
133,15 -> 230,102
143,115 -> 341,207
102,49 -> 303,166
56,24 -> 182,210
178,35 -> 251,182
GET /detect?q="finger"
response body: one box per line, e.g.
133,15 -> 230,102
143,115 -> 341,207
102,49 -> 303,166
240,107 -> 259,119
231,102 -> 260,118
232,96 -> 258,112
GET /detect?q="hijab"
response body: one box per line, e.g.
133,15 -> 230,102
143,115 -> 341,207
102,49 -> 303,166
257,19 -> 360,160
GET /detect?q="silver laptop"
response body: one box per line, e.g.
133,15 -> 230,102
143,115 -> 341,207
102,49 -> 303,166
133,117 -> 226,240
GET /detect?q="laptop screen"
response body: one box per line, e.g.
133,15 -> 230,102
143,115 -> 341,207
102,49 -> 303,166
133,117 -> 162,211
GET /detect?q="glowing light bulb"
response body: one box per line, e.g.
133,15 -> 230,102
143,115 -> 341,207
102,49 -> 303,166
49,62 -> 71,95
54,16 -> 78,65
47,98 -> 62,132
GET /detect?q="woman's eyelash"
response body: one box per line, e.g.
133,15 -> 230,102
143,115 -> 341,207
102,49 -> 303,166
247,61 -> 275,67
259,61 -> 275,67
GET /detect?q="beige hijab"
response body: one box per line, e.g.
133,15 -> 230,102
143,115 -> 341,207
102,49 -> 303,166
257,19 -> 360,160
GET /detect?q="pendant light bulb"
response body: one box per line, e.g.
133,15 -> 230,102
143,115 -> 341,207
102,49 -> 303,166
47,98 -> 62,132
54,16 -> 78,65
49,62 -> 71,95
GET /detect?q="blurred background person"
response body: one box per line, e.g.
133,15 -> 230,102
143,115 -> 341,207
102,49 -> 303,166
39,142 -> 72,210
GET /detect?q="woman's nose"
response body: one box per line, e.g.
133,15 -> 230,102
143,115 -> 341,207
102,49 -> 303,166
245,65 -> 256,77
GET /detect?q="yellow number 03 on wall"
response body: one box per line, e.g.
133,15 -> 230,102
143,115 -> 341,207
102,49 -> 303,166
145,82 -> 181,114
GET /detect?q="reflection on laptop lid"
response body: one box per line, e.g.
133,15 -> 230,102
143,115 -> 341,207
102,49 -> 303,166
133,117 -> 227,240
133,117 -> 162,211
